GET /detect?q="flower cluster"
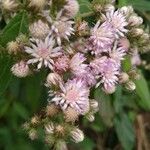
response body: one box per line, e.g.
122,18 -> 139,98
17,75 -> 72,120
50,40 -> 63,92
1,0 -> 149,148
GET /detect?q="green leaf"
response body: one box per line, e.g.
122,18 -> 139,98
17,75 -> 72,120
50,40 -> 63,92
77,0 -> 92,14
122,56 -> 132,72
0,11 -> 29,47
0,53 -> 13,96
114,113 -> 135,150
135,71 -> 150,110
94,88 -> 114,127
127,0 -> 150,11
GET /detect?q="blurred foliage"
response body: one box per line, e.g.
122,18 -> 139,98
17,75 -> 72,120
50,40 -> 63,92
0,0 -> 150,150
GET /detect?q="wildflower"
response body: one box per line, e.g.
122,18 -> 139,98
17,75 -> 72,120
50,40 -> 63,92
49,17 -> 74,45
64,0 -> 79,18
69,53 -> 88,76
89,21 -> 115,55
70,128 -> 84,143
51,79 -> 90,115
128,14 -> 143,26
29,20 -> 50,39
102,10 -> 128,37
91,57 -> 119,91
25,36 -> 62,70
11,61 -> 30,78
54,55 -> 70,72
118,37 -> 130,51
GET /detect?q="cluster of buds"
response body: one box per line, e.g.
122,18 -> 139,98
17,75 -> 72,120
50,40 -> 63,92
1,0 -> 149,148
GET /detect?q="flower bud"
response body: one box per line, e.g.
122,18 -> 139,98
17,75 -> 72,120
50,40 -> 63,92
11,61 -> 30,78
119,72 -> 129,83
128,15 -> 143,26
128,70 -> 140,80
29,20 -> 49,39
103,85 -> 116,94
70,128 -> 84,143
131,28 -> 144,37
29,129 -> 38,140
45,122 -> 54,134
55,125 -> 65,136
46,103 -> 60,117
64,107 -> 79,122
1,0 -> 18,12
90,100 -> 99,109
29,0 -> 46,10
125,81 -> 136,91
46,73 -> 62,87
64,0 -> 79,18
31,116 -> 40,125
86,114 -> 95,122
7,41 -> 20,54
119,6 -> 133,16
55,140 -> 68,150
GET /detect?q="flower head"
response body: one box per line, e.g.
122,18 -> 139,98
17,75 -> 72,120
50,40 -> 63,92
49,17 -> 74,45
102,10 -> 128,37
51,79 -> 90,114
29,0 -> 46,10
54,55 -> 70,72
91,57 -> 119,91
25,36 -> 62,70
89,21 -> 115,55
29,20 -> 50,39
69,53 -> 88,76
64,0 -> 79,18
11,61 -> 30,78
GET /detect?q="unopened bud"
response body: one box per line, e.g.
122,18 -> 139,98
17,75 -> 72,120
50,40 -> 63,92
128,70 -> 140,80
103,85 -> 116,94
64,0 -> 79,18
125,81 -> 136,91
119,72 -> 129,83
46,73 -> 62,87
29,129 -> 38,140
7,41 -> 20,54
70,128 -> 84,143
90,100 -> 99,109
29,0 -> 46,10
128,15 -> 143,26
86,114 -> 95,122
119,6 -> 133,16
45,122 -> 54,134
11,61 -> 30,78
55,125 -> 65,136
29,20 -> 49,39
31,116 -> 40,125
1,0 -> 18,12
55,140 -> 68,150
131,28 -> 144,37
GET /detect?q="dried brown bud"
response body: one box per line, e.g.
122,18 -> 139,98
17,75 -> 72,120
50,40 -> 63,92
46,103 -> 60,117
64,107 -> 79,122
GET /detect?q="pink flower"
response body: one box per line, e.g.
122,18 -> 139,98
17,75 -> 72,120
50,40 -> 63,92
89,21 -> 114,55
90,57 -> 119,90
118,37 -> 130,51
51,79 -> 90,114
69,53 -> 88,76
102,10 -> 128,37
54,55 -> 70,72
25,36 -> 62,70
